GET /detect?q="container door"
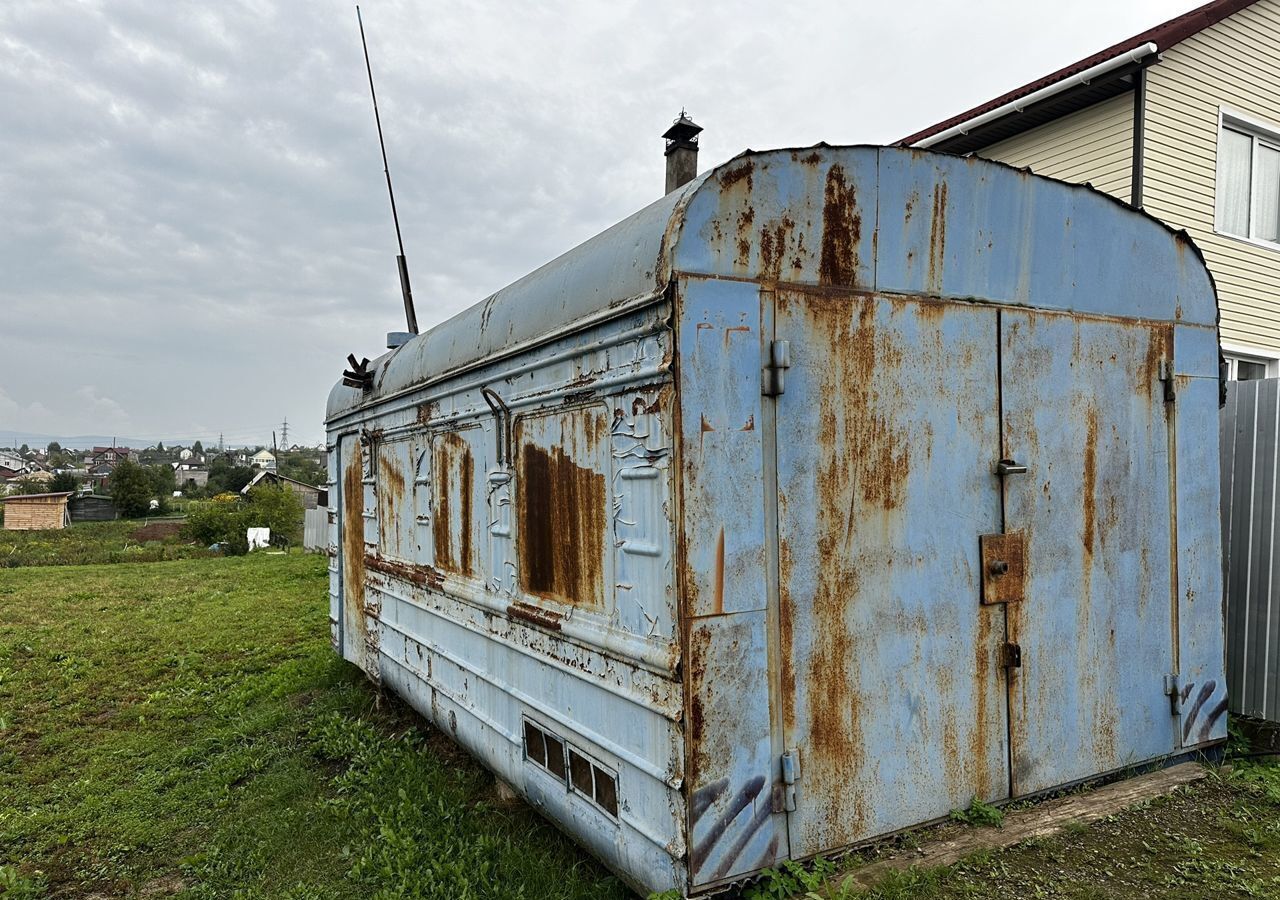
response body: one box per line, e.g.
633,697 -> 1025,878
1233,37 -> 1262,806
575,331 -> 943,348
773,290 -> 1009,858
999,311 -> 1177,796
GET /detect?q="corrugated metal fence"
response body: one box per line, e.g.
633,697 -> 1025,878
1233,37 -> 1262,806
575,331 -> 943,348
1222,377 -> 1280,722
303,507 -> 327,553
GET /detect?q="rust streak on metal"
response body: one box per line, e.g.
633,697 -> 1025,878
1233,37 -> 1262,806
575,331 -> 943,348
364,553 -> 445,590
719,160 -> 754,191
508,600 -> 564,631
818,164 -> 860,286
342,441 -> 367,636
433,432 -> 475,576
517,443 -> 606,608
377,448 -> 406,551
927,182 -> 948,292
1082,406 -> 1099,561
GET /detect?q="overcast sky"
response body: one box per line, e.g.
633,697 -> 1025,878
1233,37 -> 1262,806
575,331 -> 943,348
1,0 -> 1194,448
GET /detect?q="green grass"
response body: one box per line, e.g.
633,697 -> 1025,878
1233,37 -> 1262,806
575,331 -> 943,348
7,549 -> 1280,900
0,554 -> 627,898
0,520 -> 212,568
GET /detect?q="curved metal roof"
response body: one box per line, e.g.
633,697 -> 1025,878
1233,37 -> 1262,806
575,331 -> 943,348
329,145 -> 1217,422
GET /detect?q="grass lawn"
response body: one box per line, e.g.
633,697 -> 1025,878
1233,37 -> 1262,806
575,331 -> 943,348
0,553 -> 628,899
2,551 -> 1280,899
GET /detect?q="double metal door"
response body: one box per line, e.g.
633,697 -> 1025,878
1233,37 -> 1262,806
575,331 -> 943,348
768,290 -> 1178,857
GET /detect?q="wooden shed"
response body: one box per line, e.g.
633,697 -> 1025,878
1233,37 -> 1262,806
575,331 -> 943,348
1,492 -> 73,530
69,494 -> 119,523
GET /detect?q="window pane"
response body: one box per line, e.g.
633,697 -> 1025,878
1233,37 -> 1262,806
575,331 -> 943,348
1238,359 -> 1267,381
1257,145 -> 1280,242
1218,127 -> 1252,236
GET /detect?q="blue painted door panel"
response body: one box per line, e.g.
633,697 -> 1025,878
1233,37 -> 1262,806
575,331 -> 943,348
1000,311 -> 1177,795
774,290 -> 1008,857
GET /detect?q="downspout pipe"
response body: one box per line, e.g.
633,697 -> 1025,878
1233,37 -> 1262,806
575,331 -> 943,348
911,41 -> 1159,149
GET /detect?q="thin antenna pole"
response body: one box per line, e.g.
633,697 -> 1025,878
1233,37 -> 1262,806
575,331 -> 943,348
357,4 -> 419,334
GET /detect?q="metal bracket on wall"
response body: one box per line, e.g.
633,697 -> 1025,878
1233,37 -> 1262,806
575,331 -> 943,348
1164,673 -> 1181,715
1160,360 -> 1177,404
762,340 -> 791,397
772,748 -> 802,813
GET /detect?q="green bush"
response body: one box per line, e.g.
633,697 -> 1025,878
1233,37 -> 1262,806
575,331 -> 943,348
182,486 -> 302,555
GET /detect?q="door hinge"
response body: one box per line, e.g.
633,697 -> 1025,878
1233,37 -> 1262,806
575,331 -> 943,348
772,748 -> 802,813
1160,360 -> 1176,404
762,340 -> 791,397
1000,641 -> 1022,670
1164,673 -> 1181,715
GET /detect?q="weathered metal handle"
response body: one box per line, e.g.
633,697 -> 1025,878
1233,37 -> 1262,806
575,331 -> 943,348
996,458 -> 1028,476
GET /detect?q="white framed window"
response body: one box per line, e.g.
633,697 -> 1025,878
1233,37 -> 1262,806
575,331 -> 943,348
1216,110 -> 1280,247
1222,342 -> 1280,381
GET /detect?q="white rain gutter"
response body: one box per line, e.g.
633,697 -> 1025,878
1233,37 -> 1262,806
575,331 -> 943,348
912,41 -> 1159,148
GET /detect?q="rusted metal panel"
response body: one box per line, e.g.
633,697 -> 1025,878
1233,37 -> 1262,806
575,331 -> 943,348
432,429 -> 479,576
686,611 -> 781,883
1171,324 -> 1227,740
340,434 -> 369,669
980,532 -> 1028,605
678,277 -> 768,619
772,290 -> 1007,857
514,405 -> 610,609
1000,311 -> 1178,794
873,150 -> 1218,326
329,302 -> 686,897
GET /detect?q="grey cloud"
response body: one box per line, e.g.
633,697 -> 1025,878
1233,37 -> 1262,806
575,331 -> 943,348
1,0 -> 1190,445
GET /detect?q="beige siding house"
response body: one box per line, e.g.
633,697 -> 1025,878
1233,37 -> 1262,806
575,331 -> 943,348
902,0 -> 1280,378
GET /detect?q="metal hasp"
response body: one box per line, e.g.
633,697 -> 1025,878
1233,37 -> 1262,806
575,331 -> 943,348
979,532 -> 1027,605
325,145 -> 1226,897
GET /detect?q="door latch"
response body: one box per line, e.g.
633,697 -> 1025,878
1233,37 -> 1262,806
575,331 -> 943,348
762,340 -> 791,397
1000,641 -> 1022,670
979,532 -> 1027,605
772,748 -> 802,813
995,458 -> 1028,476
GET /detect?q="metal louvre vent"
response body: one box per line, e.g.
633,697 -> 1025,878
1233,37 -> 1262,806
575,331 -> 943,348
522,717 -> 618,819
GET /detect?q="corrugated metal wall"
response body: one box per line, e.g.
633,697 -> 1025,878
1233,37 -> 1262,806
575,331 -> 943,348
303,507 -> 327,552
1222,377 -> 1280,722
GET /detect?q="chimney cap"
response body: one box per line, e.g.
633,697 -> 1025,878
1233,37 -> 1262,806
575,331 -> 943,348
663,110 -> 702,150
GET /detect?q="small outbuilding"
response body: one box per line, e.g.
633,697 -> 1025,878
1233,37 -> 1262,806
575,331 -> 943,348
241,469 -> 327,508
69,494 -> 119,523
1,491 -> 73,530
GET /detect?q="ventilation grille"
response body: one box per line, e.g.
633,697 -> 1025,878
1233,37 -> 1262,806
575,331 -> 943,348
522,717 -> 618,819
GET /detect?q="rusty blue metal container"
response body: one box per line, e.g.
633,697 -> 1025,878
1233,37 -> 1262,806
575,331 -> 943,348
326,145 -> 1226,896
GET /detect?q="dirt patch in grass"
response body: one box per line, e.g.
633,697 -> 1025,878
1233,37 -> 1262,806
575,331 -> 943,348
130,522 -> 184,542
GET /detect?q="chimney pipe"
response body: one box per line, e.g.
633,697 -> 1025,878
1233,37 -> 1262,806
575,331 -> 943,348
663,111 -> 702,194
